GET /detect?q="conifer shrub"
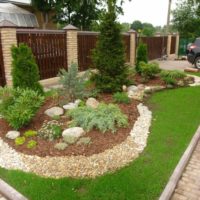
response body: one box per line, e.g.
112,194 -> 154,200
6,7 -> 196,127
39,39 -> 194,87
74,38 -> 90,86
11,44 -> 44,94
58,63 -> 89,104
68,103 -> 128,133
91,1 -> 130,93
136,43 -> 148,73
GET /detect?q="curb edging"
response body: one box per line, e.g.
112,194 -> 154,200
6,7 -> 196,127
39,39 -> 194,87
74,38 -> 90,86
0,179 -> 28,200
159,126 -> 200,200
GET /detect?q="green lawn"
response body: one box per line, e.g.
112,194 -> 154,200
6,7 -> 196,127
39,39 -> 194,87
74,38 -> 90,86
187,71 -> 200,77
1,86 -> 200,200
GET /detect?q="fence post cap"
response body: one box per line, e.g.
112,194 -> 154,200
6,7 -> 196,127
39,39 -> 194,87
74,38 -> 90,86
128,29 -> 136,33
63,24 -> 78,30
0,20 -> 17,28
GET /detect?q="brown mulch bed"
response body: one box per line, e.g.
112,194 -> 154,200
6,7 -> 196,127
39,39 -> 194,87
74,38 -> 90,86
0,95 -> 139,157
134,74 -> 166,86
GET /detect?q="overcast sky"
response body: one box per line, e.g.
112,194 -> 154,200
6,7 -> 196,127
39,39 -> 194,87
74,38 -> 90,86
118,0 -> 179,26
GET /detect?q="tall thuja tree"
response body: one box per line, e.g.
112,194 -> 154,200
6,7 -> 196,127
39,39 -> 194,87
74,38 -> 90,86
91,0 -> 130,93
11,44 -> 44,94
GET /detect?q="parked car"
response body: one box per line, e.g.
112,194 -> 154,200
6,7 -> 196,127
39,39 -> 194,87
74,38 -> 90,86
186,38 -> 200,68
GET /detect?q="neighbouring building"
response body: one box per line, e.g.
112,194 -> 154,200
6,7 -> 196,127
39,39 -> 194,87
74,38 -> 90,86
0,0 -> 57,29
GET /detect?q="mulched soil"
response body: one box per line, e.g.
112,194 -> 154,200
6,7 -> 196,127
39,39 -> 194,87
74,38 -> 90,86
0,95 -> 139,157
134,74 -> 166,86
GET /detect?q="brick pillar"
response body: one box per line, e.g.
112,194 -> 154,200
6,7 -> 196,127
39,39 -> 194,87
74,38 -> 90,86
167,34 -> 172,57
128,29 -> 137,66
0,27 -> 17,86
175,33 -> 180,58
63,24 -> 78,68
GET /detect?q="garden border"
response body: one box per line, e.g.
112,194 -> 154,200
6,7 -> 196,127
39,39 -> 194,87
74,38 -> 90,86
0,178 -> 27,200
159,126 -> 200,200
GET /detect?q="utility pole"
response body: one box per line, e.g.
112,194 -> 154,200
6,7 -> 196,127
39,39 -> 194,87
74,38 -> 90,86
166,0 -> 172,33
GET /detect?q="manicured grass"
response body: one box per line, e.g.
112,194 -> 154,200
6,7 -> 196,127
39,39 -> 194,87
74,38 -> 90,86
1,86 -> 200,200
186,71 -> 200,77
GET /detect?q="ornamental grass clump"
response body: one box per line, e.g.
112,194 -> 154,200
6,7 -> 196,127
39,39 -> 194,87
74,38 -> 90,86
160,70 -> 186,85
68,103 -> 128,133
0,87 -> 44,130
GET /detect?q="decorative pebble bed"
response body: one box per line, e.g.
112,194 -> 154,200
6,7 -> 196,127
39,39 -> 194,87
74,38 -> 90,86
0,103 -> 152,178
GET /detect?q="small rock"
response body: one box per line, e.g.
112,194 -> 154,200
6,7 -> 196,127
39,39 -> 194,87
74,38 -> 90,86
167,84 -> 174,89
184,76 -> 195,84
63,103 -> 77,110
54,143 -> 68,150
6,131 -> 20,140
77,137 -> 91,145
137,84 -> 145,90
122,85 -> 127,92
62,127 -> 85,138
63,136 -> 78,144
127,85 -> 138,93
177,80 -> 185,87
45,107 -> 64,118
75,99 -> 81,106
86,98 -> 99,109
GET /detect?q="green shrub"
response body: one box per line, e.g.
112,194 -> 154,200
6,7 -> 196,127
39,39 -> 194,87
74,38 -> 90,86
27,140 -> 37,149
11,43 -> 44,94
140,62 -> 161,81
160,70 -> 186,80
0,88 -> 44,130
162,77 -> 177,85
38,120 -> 63,141
136,43 -> 148,73
91,1 -> 130,93
58,63 -> 89,104
113,92 -> 130,104
24,130 -> 38,138
160,70 -> 186,85
68,103 -> 128,133
15,137 -> 26,146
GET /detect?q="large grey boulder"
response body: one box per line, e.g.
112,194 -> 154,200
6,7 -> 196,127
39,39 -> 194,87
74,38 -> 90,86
62,127 -> 85,139
6,131 -> 20,140
45,107 -> 64,117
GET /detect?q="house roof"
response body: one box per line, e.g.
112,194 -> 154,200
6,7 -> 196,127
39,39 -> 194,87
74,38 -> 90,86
0,3 -> 38,27
0,0 -> 30,6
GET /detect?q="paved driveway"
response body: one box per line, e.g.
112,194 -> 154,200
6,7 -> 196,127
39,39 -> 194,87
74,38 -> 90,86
156,60 -> 193,71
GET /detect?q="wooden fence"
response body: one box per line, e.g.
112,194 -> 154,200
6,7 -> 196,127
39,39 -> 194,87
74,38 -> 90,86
17,29 -> 67,80
78,32 -> 130,71
141,36 -> 168,60
171,36 -> 176,54
0,33 -> 5,86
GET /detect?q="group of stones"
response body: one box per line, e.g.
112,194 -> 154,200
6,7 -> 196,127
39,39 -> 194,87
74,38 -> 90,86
5,97 -> 99,151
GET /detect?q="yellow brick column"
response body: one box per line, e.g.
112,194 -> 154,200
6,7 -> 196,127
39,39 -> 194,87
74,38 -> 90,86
175,33 -> 180,58
63,25 -> 78,68
128,29 -> 137,66
167,34 -> 172,57
0,27 -> 17,86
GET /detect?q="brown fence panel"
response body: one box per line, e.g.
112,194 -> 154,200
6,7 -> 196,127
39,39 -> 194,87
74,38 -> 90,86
17,29 -> 67,80
141,36 -> 168,60
170,36 -> 176,54
78,32 -> 98,71
123,34 -> 130,63
0,33 -> 6,87
78,32 -> 131,71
